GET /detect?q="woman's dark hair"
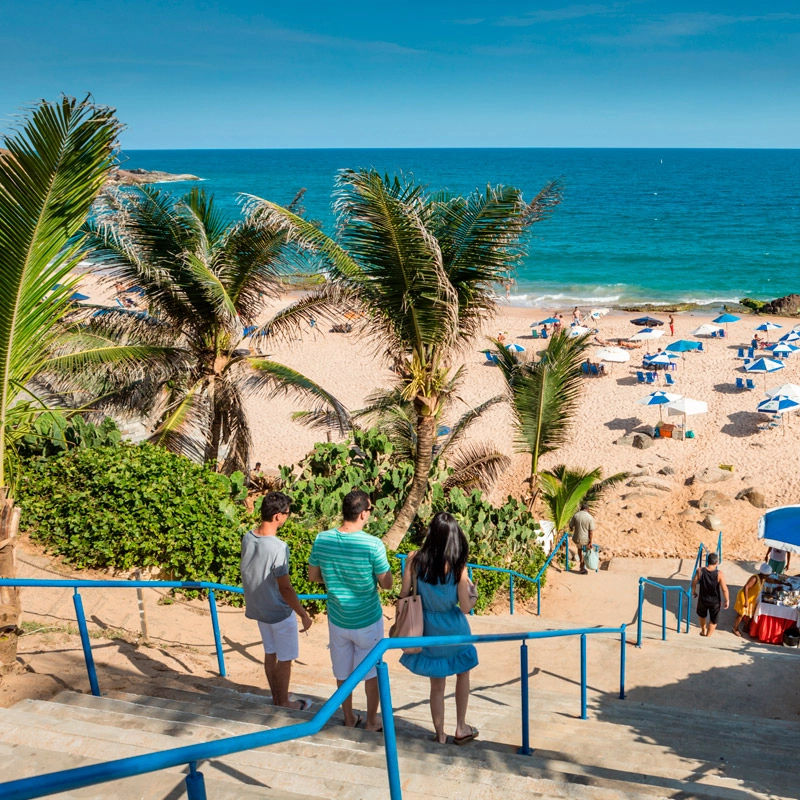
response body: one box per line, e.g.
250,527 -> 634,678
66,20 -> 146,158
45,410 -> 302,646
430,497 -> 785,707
414,512 -> 469,585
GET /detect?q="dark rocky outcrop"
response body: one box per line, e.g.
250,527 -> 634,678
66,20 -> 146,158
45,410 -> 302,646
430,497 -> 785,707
108,167 -> 200,186
761,294 -> 800,317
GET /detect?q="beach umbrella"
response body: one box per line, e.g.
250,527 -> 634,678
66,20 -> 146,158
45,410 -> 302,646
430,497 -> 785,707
758,506 -> 800,556
691,323 -> 723,337
745,357 -> 785,388
665,339 -> 701,353
568,325 -> 591,338
590,308 -> 610,319
769,343 -> 798,356
630,328 -> 664,342
536,317 -> 559,326
793,323 -> 800,332
757,395 -> 800,415
69,292 -> 89,302
595,347 -> 630,363
755,322 -> 782,332
631,316 -> 664,327
666,396 -> 708,431
779,331 -> 800,343
713,313 -> 741,325
646,353 -> 672,366
638,390 -> 682,421
765,383 -> 800,401
506,343 -> 525,353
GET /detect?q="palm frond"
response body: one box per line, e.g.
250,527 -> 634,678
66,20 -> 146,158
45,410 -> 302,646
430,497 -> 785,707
442,442 -> 511,492
149,379 -> 210,463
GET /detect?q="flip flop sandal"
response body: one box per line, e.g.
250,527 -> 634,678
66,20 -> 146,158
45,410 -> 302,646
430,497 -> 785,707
453,726 -> 479,746
344,714 -> 364,729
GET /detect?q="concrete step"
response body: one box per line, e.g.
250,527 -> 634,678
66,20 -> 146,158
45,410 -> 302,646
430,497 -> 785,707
31,691 -> 793,800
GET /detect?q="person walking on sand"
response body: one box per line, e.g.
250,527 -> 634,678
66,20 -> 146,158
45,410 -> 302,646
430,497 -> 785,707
308,490 -> 393,731
569,503 -> 595,574
241,492 -> 313,711
668,314 -> 675,336
573,306 -> 582,325
765,546 -> 790,576
399,513 -> 479,745
691,553 -> 729,637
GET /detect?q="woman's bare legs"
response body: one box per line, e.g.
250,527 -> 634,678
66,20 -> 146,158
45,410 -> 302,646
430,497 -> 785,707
429,677 -> 447,742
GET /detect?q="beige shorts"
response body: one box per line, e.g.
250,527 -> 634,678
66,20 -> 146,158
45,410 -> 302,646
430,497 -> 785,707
328,618 -> 384,681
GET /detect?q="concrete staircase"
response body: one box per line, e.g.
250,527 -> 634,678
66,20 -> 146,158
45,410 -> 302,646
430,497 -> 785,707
3,649 -> 799,800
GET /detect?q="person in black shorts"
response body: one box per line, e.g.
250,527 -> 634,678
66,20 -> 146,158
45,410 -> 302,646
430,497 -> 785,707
691,553 -> 730,637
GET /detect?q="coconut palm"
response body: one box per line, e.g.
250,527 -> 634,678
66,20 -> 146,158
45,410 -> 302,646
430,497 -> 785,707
246,169 -> 561,548
539,464 -> 628,535
79,185 -> 349,473
0,97 -> 129,670
493,330 -> 591,507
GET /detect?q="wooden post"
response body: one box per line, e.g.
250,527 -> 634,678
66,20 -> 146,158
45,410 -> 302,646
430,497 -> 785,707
134,570 -> 149,643
0,490 -> 22,673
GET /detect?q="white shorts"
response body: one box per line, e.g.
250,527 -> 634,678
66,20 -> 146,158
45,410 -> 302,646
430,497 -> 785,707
257,615 -> 299,662
328,618 -> 385,682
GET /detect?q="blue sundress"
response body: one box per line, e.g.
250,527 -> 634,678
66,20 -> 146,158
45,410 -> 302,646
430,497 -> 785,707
399,574 -> 479,678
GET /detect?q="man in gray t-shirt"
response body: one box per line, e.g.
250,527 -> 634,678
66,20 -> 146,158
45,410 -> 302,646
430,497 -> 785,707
241,491 -> 312,710
568,504 -> 595,575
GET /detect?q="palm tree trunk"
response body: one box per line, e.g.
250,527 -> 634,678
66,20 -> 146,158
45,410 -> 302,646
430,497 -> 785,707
0,492 -> 21,673
383,413 -> 437,550
206,406 -> 224,469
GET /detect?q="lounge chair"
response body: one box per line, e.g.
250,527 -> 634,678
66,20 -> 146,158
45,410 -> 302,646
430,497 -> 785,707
711,331 -> 718,338
483,351 -> 498,365
581,362 -> 590,375
719,329 -> 726,338
737,348 -> 745,358
590,364 -> 601,376
745,379 -> 756,390
530,329 -> 540,339
636,371 -> 646,383
646,372 -> 656,384
697,342 -> 704,352
735,377 -> 745,390
541,328 -> 548,339
747,348 -> 755,358
664,373 -> 676,386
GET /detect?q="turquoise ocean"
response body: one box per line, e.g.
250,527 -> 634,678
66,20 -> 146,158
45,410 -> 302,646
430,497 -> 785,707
124,149 -> 800,309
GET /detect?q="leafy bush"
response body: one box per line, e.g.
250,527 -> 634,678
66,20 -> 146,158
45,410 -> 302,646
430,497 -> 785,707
16,412 -> 121,460
740,297 -> 766,312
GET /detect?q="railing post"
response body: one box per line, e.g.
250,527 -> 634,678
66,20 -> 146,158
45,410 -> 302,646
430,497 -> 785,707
398,554 -> 406,577
468,566 -> 475,616
685,589 -> 691,633
661,591 -> 667,641
717,531 -> 723,563
509,574 -> 515,616
536,580 -> 541,617
185,761 -> 206,800
677,590 -> 683,633
207,589 -> 226,677
72,589 -> 100,697
636,579 -> 644,648
580,634 -> 587,720
376,658 -> 402,800
619,624 -> 626,699
564,535 -> 570,571
517,641 -> 532,755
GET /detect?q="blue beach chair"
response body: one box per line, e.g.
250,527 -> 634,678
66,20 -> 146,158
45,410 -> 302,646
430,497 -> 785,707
735,378 -> 745,390
737,348 -> 745,359
590,364 -> 601,376
697,342 -> 704,353
711,331 -> 718,338
581,362 -> 590,375
646,372 -> 656,384
664,373 -> 676,386
746,379 -> 756,390
636,371 -> 646,383
747,348 -> 755,358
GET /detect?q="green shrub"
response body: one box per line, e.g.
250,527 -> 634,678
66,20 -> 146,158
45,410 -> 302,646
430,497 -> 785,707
16,412 -> 121,460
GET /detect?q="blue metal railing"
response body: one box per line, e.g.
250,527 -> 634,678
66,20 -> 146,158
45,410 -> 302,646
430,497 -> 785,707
0,578 -> 326,697
0,623 -> 627,800
397,531 -> 570,617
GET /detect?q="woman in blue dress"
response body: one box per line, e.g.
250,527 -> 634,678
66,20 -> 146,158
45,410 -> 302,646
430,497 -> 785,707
399,512 -> 479,745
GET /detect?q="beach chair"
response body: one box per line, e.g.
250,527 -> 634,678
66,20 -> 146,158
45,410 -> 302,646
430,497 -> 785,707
747,348 -> 755,358
719,329 -> 726,338
664,373 -> 676,386
711,331 -> 718,338
581,362 -> 590,375
746,379 -> 756,390
646,372 -> 656,384
541,328 -> 548,339
590,364 -> 600,376
530,329 -> 540,339
636,371 -> 646,383
735,377 -> 745,390
483,351 -> 498,365
737,348 -> 745,359
743,359 -> 751,367
697,342 -> 704,352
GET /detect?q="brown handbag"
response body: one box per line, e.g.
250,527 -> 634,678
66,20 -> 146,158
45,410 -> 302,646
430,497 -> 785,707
389,567 -> 424,654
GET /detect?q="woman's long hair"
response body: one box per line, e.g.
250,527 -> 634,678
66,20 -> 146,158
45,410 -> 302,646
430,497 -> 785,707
414,512 -> 469,585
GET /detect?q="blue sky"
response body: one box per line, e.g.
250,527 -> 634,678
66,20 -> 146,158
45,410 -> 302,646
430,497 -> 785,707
2,1 -> 799,148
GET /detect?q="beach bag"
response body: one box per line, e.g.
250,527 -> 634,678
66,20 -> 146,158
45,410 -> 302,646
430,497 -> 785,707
467,578 -> 478,611
389,568 -> 424,654
584,546 -> 599,572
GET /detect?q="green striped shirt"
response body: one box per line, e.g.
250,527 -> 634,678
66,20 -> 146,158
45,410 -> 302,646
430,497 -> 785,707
309,528 -> 391,629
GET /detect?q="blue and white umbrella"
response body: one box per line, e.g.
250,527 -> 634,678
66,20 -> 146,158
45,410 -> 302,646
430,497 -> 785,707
755,322 -> 782,332
506,342 -> 526,353
745,357 -> 785,388
779,331 -> 800,343
770,342 -> 798,356
638,390 -> 682,420
757,395 -> 800,415
645,353 -> 672,366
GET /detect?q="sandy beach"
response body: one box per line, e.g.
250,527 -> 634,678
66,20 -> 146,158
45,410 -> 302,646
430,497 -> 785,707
77,274 -> 800,564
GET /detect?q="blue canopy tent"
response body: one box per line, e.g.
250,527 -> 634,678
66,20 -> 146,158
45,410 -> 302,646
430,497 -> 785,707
758,506 -> 800,556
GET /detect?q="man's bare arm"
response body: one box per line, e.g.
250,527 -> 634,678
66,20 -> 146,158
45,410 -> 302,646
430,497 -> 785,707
377,570 -> 393,590
308,565 -> 324,584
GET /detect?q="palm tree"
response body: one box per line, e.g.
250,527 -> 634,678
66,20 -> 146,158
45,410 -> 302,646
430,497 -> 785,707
0,96 -> 124,670
493,330 -> 591,508
539,465 -> 627,536
245,169 -> 561,548
80,186 -> 349,473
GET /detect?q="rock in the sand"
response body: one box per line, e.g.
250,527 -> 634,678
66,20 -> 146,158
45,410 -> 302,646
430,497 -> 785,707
678,507 -> 696,518
615,434 -> 635,447
659,466 -> 676,476
703,513 -> 723,530
692,466 -> 733,484
621,490 -> 663,501
631,433 -> 654,450
735,486 -> 768,508
627,476 -> 674,492
698,490 -> 731,511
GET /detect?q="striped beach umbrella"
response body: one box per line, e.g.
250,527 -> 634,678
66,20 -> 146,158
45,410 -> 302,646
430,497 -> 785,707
755,322 -> 782,332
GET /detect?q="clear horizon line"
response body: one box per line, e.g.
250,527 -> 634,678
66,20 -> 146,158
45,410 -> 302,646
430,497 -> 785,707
121,145 -> 800,152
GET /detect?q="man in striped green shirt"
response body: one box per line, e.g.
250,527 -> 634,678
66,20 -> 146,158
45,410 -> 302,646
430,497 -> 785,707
309,489 -> 393,731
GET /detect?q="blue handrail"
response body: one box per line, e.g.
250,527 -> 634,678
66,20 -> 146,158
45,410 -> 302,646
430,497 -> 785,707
636,578 -> 690,647
0,623 -> 627,800
397,531 -> 570,617
0,578 -> 326,696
